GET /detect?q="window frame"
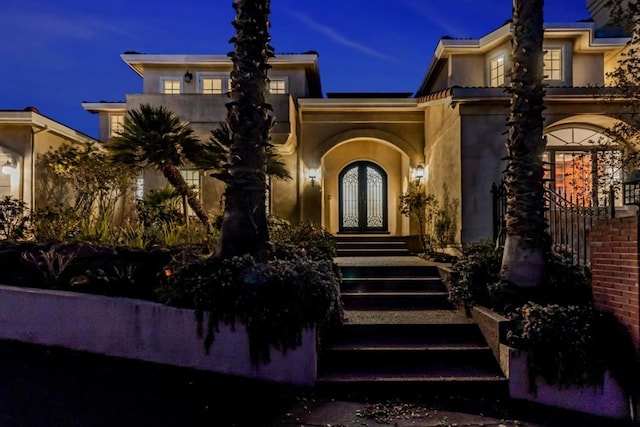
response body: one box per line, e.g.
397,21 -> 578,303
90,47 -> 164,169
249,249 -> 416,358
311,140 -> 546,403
109,113 -> 125,138
197,73 -> 228,94
268,77 -> 288,94
543,46 -> 565,82
160,77 -> 182,95
488,53 -> 506,87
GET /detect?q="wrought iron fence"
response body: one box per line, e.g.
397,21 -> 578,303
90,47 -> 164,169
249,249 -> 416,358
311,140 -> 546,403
491,181 -> 615,265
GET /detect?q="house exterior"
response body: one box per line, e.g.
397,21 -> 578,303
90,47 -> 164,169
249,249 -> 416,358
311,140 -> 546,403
0,108 -> 97,208
80,4 -> 633,244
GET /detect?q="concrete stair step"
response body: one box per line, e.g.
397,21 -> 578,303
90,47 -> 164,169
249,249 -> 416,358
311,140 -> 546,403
319,347 -> 497,371
341,277 -> 445,293
334,310 -> 486,346
340,265 -> 440,278
336,248 -> 411,257
341,291 -> 451,310
315,374 -> 508,397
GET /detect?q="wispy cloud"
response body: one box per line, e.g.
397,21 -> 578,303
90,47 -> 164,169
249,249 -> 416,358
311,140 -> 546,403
401,0 -> 467,38
288,11 -> 398,62
0,7 -> 142,45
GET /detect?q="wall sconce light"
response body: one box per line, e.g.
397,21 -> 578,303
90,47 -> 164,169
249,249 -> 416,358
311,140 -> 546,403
184,70 -> 193,83
306,167 -> 321,187
623,169 -> 640,206
1,159 -> 16,175
412,164 -> 425,183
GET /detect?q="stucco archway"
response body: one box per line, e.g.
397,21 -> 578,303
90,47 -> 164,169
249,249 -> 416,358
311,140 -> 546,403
320,137 -> 413,236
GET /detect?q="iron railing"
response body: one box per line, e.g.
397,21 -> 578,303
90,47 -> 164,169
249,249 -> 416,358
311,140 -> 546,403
491,181 -> 616,265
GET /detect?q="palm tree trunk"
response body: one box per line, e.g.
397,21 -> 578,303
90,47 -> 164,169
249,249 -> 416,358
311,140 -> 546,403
501,0 -> 548,288
218,0 -> 273,258
160,164 -> 210,229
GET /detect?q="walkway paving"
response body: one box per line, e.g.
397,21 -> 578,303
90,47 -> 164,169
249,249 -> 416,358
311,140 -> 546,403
0,335 -> 634,426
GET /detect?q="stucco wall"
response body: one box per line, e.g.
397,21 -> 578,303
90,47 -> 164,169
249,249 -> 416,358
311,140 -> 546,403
424,103 -> 463,242
449,55 -> 485,87
573,53 -> 605,86
0,285 -> 317,386
459,105 -> 508,243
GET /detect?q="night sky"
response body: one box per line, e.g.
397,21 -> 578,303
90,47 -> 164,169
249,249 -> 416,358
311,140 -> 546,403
1,0 -> 592,139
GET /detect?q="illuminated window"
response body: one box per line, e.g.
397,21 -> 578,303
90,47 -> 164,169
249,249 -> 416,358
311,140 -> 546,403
269,79 -> 287,94
0,150 -> 20,200
543,127 -> 621,206
544,48 -> 563,81
489,55 -> 505,87
162,79 -> 181,94
110,114 -> 125,138
180,169 -> 201,216
201,77 -> 223,94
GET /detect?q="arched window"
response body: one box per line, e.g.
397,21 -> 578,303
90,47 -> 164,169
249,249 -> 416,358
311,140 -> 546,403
543,127 -> 621,206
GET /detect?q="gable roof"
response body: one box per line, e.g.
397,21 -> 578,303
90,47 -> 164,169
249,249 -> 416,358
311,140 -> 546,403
0,108 -> 97,144
416,21 -> 629,97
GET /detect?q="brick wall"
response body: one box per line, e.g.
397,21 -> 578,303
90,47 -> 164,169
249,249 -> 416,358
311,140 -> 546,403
588,215 -> 640,349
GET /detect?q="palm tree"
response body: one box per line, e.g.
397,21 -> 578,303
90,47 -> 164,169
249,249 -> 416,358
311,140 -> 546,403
216,0 -> 274,258
500,0 -> 548,288
193,123 -> 291,182
105,104 -> 211,230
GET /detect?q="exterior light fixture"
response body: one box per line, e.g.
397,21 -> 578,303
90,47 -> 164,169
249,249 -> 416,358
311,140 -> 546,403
413,164 -> 425,183
184,70 -> 193,83
623,169 -> 640,206
1,160 -> 16,175
306,167 -> 320,187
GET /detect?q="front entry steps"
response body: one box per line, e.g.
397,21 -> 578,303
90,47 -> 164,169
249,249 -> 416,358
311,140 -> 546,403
335,236 -> 411,257
317,256 -> 507,396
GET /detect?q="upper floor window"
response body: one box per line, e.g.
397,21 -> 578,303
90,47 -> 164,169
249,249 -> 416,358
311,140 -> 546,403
200,77 -> 224,94
269,79 -> 287,94
543,48 -> 563,81
162,78 -> 182,94
489,55 -> 505,87
110,114 -> 125,138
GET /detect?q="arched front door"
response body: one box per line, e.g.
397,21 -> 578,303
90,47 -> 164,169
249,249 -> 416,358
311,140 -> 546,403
339,161 -> 388,233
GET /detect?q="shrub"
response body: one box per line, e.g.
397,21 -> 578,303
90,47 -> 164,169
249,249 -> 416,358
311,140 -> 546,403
506,303 -> 634,394
447,239 -> 502,308
163,252 -> 343,364
32,205 -> 81,241
0,196 -> 31,241
447,240 -> 592,312
269,219 -> 336,261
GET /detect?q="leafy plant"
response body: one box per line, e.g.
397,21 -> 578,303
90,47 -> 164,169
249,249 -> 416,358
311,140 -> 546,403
432,184 -> 459,250
163,252 -> 343,365
35,142 -> 136,222
507,303 -> 605,394
135,187 -> 183,228
31,205 -> 81,241
0,196 -> 31,241
270,219 -> 336,261
447,239 -> 503,309
399,182 -> 437,253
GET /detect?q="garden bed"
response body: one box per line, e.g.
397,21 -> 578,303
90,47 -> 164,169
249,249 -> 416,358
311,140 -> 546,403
468,304 -> 632,420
